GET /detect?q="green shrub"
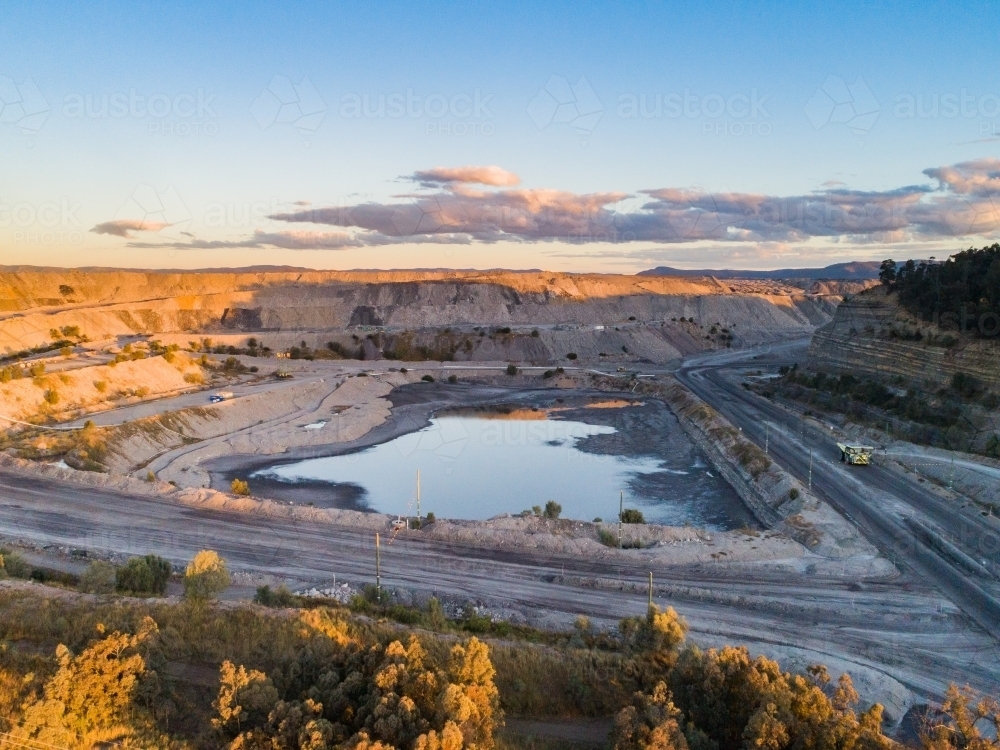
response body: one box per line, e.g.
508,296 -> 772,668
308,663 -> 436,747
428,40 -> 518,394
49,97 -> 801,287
115,554 -> 172,596
506,363 -> 518,376
421,374 -> 435,382
543,500 -> 562,519
0,550 -> 31,578
254,584 -> 298,607
598,528 -> 618,547
620,508 -> 646,524
78,560 -> 116,594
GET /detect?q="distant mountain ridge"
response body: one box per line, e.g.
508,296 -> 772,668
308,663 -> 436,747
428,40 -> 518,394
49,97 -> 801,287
638,262 -> 882,280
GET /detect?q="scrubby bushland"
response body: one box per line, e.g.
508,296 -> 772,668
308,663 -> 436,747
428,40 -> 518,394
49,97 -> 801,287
766,364 -> 1000,456
0,583 -> 993,749
0,594 -> 502,749
881,245 -> 1000,330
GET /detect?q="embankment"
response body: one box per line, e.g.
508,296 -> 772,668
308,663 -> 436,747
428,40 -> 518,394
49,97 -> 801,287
646,379 -> 887,569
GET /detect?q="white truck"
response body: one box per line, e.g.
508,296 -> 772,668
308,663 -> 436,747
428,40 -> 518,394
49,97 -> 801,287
209,391 -> 234,403
837,442 -> 874,465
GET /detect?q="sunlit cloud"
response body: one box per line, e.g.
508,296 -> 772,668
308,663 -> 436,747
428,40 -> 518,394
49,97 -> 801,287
90,218 -> 170,238
95,160 -> 1000,255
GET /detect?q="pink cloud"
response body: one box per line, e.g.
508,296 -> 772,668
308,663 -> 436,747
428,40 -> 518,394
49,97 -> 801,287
410,165 -> 521,187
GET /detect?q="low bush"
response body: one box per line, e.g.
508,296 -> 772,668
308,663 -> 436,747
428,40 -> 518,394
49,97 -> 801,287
115,554 -> 172,596
254,584 -> 299,607
620,508 -> 646,524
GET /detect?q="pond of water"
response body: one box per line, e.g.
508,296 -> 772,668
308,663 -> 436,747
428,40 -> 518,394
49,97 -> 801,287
251,413 -> 751,528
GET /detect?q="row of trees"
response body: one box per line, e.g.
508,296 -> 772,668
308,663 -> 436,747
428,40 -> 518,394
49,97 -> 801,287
4,608 -> 500,750
612,605 -> 999,750
2,554 -> 997,749
879,245 -> 1000,325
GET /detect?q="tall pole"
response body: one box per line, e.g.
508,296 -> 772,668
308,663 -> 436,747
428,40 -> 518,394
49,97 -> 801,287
765,422 -> 769,455
648,571 -> 653,612
416,469 -> 421,521
618,490 -> 623,549
808,448 -> 813,491
375,532 -> 381,597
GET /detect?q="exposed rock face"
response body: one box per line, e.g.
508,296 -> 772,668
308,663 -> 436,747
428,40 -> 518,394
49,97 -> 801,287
809,286 -> 1000,389
0,267 -> 844,359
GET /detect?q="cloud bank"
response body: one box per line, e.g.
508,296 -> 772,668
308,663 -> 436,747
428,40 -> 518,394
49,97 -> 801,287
101,160 -> 1000,252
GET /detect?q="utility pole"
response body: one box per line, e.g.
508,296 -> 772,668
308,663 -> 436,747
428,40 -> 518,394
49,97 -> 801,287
949,457 -> 955,490
618,490 -> 623,549
416,469 -> 421,522
375,532 -> 381,597
764,422 -> 769,455
808,448 -> 813,491
648,571 -> 653,612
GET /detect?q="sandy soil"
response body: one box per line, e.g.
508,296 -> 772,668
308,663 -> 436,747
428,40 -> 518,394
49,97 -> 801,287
0,351 -> 204,423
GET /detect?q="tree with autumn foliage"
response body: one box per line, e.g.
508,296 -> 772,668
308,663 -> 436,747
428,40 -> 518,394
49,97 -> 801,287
9,617 -> 167,748
220,628 -> 501,750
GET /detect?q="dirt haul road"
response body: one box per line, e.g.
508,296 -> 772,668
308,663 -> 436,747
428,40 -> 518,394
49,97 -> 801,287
674,343 -> 1000,635
0,453 -> 996,714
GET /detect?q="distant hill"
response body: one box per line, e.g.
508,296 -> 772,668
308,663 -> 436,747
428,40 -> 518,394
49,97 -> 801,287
638,262 -> 882,280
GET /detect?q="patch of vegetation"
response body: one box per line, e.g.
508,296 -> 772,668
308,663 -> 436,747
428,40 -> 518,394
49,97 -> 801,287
231,478 -> 251,496
115,554 -> 172,596
254,583 -> 299,607
765,364 -> 999,454
881,245 -> 1000,333
0,563 -> 990,750
620,508 -> 646,524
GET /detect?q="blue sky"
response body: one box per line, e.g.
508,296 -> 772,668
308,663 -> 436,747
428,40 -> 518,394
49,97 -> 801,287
2,0 -> 1000,272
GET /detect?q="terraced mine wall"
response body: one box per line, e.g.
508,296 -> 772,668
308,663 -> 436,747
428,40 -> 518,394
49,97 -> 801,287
808,286 -> 1000,389
0,268 -> 841,357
